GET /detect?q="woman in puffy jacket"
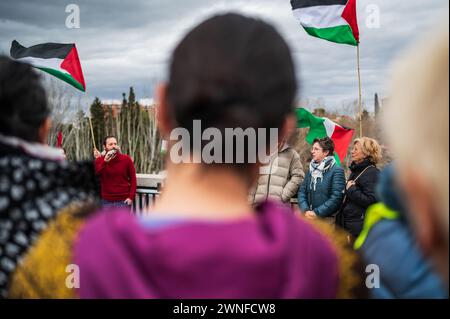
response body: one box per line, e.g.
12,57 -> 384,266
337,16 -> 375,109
249,140 -> 304,206
298,137 -> 345,224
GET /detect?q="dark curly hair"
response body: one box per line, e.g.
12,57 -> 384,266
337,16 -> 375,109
0,56 -> 49,142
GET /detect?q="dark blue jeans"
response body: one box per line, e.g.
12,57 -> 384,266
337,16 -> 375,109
101,199 -> 132,210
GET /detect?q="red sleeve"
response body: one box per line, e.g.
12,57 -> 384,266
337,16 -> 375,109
128,157 -> 137,200
95,156 -> 107,175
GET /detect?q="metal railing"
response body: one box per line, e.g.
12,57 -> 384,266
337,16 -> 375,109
132,174 -> 299,214
133,187 -> 298,215
132,187 -> 161,214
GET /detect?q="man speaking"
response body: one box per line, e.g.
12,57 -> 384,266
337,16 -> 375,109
95,136 -> 137,209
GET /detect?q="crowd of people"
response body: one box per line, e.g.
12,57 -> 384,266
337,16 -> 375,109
0,13 -> 448,299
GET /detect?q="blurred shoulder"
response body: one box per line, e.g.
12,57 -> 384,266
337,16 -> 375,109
8,202 -> 98,298
302,218 -> 368,298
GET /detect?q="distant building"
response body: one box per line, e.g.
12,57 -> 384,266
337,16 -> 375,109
375,93 -> 380,116
138,98 -> 155,108
101,98 -> 156,118
373,93 -> 389,116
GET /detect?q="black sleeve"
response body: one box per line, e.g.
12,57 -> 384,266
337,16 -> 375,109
346,167 -> 380,208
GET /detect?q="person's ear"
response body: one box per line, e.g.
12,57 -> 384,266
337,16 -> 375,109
38,117 -> 52,144
400,169 -> 443,257
156,83 -> 174,139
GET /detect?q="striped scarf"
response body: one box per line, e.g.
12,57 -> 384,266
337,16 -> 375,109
309,156 -> 336,191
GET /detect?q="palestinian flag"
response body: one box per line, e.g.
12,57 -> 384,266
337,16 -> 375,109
296,108 -> 354,165
10,40 -> 86,91
291,0 -> 359,46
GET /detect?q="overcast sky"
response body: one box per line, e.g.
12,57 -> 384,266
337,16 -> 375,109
0,0 -> 448,112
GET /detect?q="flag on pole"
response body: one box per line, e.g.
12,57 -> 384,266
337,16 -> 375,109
10,40 -> 86,91
296,108 -> 354,165
291,0 -> 359,46
57,131 -> 63,148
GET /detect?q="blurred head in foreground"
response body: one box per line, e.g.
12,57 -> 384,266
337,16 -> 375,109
0,56 -> 51,143
156,13 -> 298,188
382,25 -> 449,284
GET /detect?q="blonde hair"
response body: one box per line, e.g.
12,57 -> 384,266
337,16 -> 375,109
353,137 -> 382,164
382,25 -> 449,235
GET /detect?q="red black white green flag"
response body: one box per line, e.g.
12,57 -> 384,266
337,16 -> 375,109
291,0 -> 359,46
10,40 -> 86,92
296,108 -> 354,165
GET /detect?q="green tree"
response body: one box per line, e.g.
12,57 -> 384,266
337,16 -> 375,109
128,86 -> 136,106
90,97 -> 105,150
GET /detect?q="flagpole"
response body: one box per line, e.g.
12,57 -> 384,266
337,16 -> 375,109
88,116 -> 97,150
357,44 -> 363,138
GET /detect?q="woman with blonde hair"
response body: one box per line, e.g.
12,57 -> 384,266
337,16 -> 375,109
337,137 -> 382,238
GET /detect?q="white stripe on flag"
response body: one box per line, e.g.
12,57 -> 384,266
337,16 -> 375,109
323,118 -> 336,137
15,57 -> 70,75
293,5 -> 347,29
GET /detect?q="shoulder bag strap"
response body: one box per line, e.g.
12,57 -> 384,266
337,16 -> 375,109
340,165 -> 375,206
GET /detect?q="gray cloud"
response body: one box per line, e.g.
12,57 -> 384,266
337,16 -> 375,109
0,0 -> 448,112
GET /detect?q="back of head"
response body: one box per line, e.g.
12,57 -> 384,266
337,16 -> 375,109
382,25 -> 449,280
0,56 -> 49,142
166,13 -> 297,165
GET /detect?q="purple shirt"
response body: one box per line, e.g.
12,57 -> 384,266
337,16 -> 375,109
74,200 -> 339,298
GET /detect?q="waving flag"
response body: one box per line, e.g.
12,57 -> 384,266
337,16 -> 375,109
291,0 -> 359,46
10,40 -> 86,91
296,108 -> 354,165
57,131 -> 63,148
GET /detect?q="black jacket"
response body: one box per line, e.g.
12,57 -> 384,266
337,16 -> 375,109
0,139 -> 99,298
341,159 -> 380,237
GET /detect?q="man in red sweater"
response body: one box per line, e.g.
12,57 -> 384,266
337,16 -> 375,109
95,136 -> 137,209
